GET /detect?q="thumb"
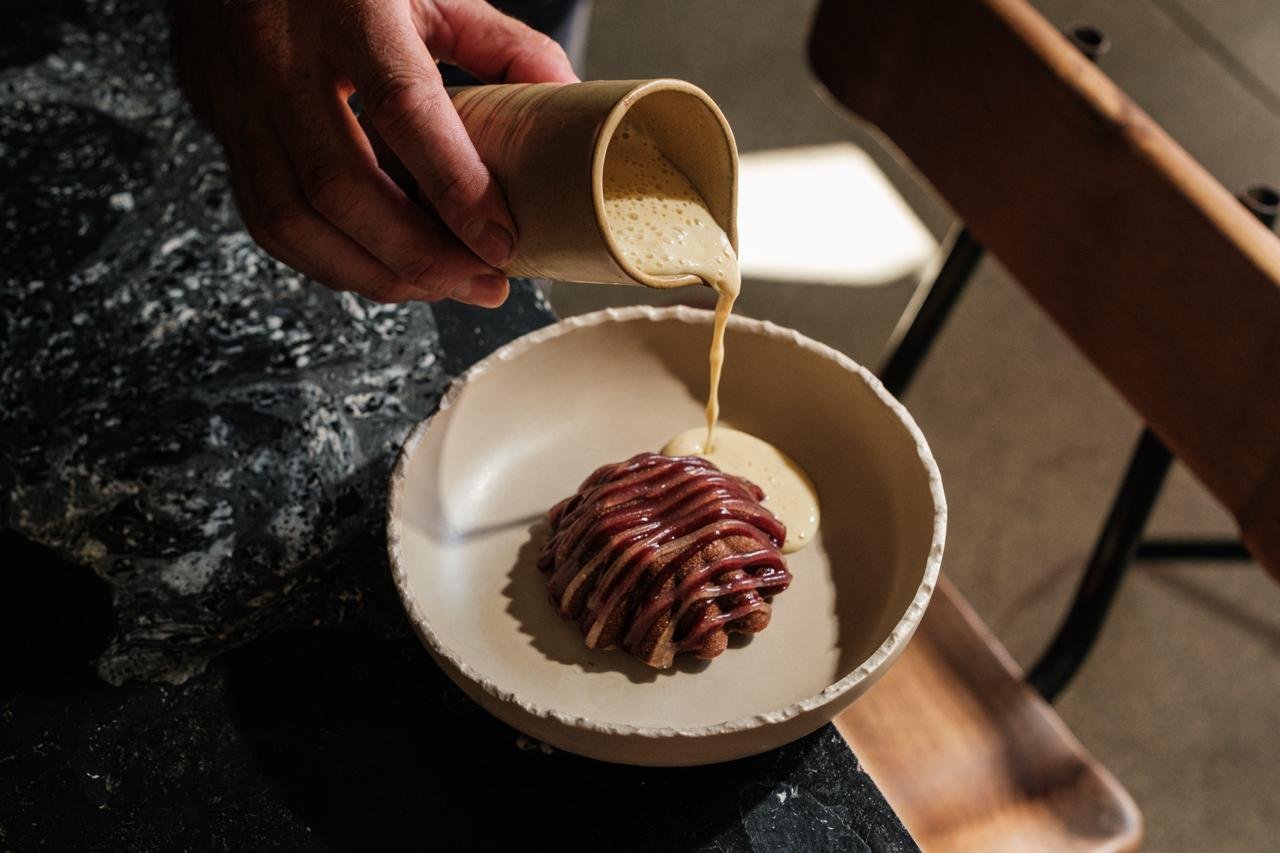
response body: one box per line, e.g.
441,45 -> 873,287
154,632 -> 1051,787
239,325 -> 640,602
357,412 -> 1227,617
430,0 -> 580,84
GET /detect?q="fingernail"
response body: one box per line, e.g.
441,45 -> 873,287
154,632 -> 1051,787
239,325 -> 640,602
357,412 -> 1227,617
463,218 -> 516,267
451,274 -> 509,308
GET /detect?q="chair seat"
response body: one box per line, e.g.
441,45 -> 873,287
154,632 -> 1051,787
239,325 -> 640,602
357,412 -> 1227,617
834,577 -> 1142,852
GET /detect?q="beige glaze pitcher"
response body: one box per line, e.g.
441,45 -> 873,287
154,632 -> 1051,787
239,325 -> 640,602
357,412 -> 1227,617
449,79 -> 738,288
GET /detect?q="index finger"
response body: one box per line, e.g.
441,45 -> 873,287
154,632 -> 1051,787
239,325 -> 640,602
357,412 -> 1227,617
428,1 -> 579,84
341,8 -> 517,270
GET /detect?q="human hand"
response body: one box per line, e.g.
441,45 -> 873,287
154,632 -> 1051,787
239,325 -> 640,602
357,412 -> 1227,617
170,0 -> 577,306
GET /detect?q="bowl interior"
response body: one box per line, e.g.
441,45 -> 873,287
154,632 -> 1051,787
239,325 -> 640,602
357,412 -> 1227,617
393,310 -> 938,730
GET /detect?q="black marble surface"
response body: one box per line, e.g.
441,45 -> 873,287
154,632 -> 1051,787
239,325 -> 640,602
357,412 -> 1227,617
0,2 -> 916,849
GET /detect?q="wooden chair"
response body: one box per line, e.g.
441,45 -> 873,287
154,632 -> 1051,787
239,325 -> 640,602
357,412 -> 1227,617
834,578 -> 1141,852
808,0 -> 1280,848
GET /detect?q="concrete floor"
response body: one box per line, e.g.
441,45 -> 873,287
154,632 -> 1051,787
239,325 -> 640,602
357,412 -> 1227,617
560,1 -> 1280,849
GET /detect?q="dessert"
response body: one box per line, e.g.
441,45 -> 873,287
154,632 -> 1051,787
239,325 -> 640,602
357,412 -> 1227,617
537,453 -> 792,669
531,114 -> 819,669
663,426 -> 820,554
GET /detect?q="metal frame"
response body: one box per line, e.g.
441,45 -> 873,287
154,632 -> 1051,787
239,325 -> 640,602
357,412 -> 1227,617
878,226 -> 983,398
1135,537 -> 1251,560
872,22 -> 1274,704
1026,430 -> 1171,700
1027,184 -> 1274,700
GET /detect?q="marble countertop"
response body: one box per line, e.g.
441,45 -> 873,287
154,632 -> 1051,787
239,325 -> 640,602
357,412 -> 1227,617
0,1 -> 915,849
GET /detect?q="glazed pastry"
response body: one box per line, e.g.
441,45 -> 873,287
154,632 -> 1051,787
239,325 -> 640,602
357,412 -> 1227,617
537,453 -> 791,669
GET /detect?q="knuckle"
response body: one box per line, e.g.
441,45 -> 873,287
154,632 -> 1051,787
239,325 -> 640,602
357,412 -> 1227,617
362,70 -> 439,141
397,254 -> 437,285
421,277 -> 456,301
534,32 -> 569,62
244,218 -> 272,251
408,261 -> 465,301
507,32 -> 570,77
304,164 -> 363,217
258,200 -> 313,246
409,268 -> 455,301
362,274 -> 407,305
434,173 -> 482,222
229,193 -> 264,244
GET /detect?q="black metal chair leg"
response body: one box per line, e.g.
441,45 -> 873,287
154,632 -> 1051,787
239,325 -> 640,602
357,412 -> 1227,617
1027,429 -> 1173,702
1135,539 -> 1252,561
878,226 -> 984,399
1026,181 -> 1272,698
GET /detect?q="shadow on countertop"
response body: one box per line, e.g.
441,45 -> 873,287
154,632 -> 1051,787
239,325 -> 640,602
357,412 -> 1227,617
0,530 -> 116,699
1,529 -> 909,852
221,620 -> 812,851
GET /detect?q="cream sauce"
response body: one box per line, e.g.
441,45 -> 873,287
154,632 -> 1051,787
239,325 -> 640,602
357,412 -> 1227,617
662,427 -> 819,554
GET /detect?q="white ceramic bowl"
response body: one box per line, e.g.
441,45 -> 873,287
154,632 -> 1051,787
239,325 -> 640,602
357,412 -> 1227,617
388,306 -> 945,765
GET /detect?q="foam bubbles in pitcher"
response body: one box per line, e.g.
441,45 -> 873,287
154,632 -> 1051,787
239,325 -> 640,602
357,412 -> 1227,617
602,118 -> 735,291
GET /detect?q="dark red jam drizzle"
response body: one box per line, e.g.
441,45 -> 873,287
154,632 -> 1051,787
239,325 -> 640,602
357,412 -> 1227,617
537,453 -> 791,661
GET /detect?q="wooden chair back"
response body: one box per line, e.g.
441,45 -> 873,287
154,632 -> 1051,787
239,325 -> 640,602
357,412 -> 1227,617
809,0 -> 1280,580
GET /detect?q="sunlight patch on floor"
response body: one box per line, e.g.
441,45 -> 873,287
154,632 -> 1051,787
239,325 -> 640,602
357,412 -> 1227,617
736,143 -> 937,286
